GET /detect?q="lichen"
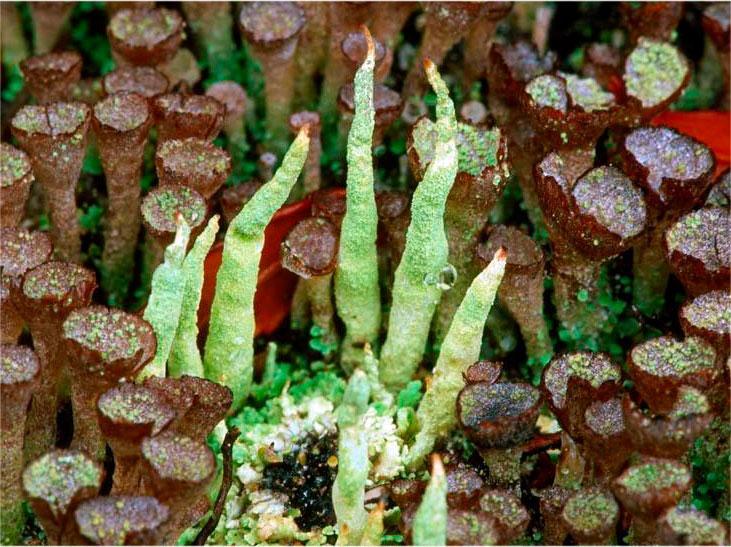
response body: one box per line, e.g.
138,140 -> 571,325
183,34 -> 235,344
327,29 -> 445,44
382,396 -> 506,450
624,38 -> 688,108
618,460 -> 690,493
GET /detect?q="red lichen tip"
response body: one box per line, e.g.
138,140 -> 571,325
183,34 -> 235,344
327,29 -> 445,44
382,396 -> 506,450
494,246 -> 508,262
360,24 -> 374,57
423,57 -> 435,72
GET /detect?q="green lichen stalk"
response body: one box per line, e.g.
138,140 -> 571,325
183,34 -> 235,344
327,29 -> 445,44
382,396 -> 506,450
379,59 -> 458,392
168,215 -> 220,379
139,217 -> 191,379
333,370 -> 371,545
412,454 -> 448,546
407,248 -> 507,469
204,129 -> 310,411
335,28 -> 382,370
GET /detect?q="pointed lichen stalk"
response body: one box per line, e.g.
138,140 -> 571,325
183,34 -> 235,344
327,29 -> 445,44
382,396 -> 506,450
11,102 -> 91,262
20,51 -> 82,105
204,127 -> 309,412
168,215 -> 219,378
0,143 -> 34,229
181,2 -> 236,80
92,92 -> 152,305
379,59 -> 458,392
337,81 -> 403,149
1,345 -> 40,546
29,2 -> 74,54
332,369 -> 370,545
334,27 -> 382,370
412,454 -> 448,546
141,216 -> 191,379
407,248 -> 506,468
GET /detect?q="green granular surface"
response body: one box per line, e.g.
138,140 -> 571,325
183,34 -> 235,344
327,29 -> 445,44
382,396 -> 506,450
141,433 -> 214,482
706,170 -> 730,208
1,346 -> 39,385
93,93 -> 149,132
631,336 -> 717,377
23,450 -> 102,519
526,74 -> 567,112
624,38 -> 688,108
666,208 -> 729,272
563,489 -> 618,534
682,290 -> 730,333
572,166 -> 646,239
560,72 -> 615,112
459,382 -> 540,426
12,103 -> 88,136
97,384 -> 174,434
617,460 -> 691,493
63,306 -> 147,362
1,143 -> 31,187
0,228 -> 52,279
585,398 -> 624,437
412,119 -> 503,177
479,490 -> 528,529
75,496 -> 169,545
664,507 -> 726,545
141,186 -> 207,233
22,261 -> 93,300
109,8 -> 181,46
544,353 -> 620,408
669,386 -> 710,420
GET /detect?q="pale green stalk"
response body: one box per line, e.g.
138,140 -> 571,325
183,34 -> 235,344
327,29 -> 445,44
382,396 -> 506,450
333,370 -> 371,545
139,217 -> 191,379
407,249 -> 507,469
363,344 -> 393,406
335,28 -> 381,370
360,503 -> 385,546
379,60 -> 458,392
204,129 -> 310,412
412,455 -> 447,546
168,215 -> 220,378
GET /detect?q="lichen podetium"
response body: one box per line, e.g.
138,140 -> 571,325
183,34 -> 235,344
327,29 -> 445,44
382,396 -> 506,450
168,215 -> 220,379
139,217 -> 191,379
204,128 -> 309,412
334,27 -> 381,371
412,454 -> 448,545
407,248 -> 506,469
379,59 -> 458,392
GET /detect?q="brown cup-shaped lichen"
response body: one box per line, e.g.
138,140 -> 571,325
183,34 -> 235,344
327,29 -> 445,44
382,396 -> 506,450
97,383 -> 176,494
102,66 -> 170,101
0,143 -> 34,229
459,100 -> 489,127
542,352 -> 622,438
561,487 -> 619,545
627,335 -> 720,415
620,2 -> 684,45
462,3 -> 513,88
13,261 -> 96,460
289,111 -> 322,196
479,489 -> 530,544
156,138 -> 231,200
206,80 -> 248,151
74,495 -> 169,545
621,125 -> 715,315
443,461 -> 484,509
337,82 -> 403,147
70,78 -> 105,105
623,386 -> 713,459
239,2 -> 305,155
612,458 -> 692,544
342,28 -> 388,81
664,207 -> 730,297
220,181 -> 262,225
158,48 -> 202,91
463,360 -> 503,386
107,8 -> 185,67
152,93 -> 225,143
312,187 -> 347,229
141,432 -> 216,542
281,217 -> 340,353
23,450 -> 104,544
142,375 -> 233,442
0,228 -> 52,344
581,397 -> 633,479
702,3 -> 730,110
658,506 -> 728,546
92,92 -> 153,304
535,486 -> 573,546
1,345 -> 40,546
11,102 -> 91,262
479,225 -> 552,361
29,2 -> 75,55
680,290 -> 730,361
63,305 -> 157,460
20,51 -> 82,105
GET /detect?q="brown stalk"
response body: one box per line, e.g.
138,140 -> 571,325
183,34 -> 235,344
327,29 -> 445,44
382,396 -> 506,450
0,143 -> 34,228
159,48 -> 202,90
11,102 -> 91,262
0,345 -> 40,546
581,397 -> 632,479
20,51 -> 82,105
370,3 -> 417,50
106,2 -> 155,17
152,93 -> 225,143
63,305 -> 157,460
12,261 -> 96,460
29,2 -> 75,55
206,81 -> 248,150
289,111 -> 322,196
239,2 -> 306,155
0,3 -> 29,69
375,190 -> 410,306
181,2 -> 236,80
462,3 -> 513,87
92,92 -> 152,305
107,8 -> 185,67
478,489 -> 530,544
293,2 -> 329,110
